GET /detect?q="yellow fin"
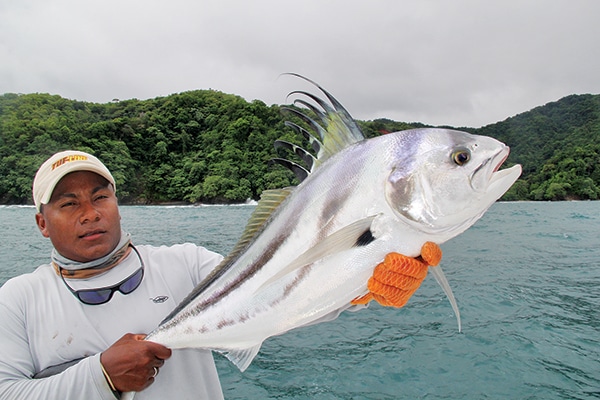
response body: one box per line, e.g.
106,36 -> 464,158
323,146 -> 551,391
284,73 -> 365,169
219,188 -> 294,267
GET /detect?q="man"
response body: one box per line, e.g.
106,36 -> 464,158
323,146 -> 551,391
0,150 -> 440,399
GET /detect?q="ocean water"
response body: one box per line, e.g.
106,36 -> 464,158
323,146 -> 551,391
1,202 -> 599,399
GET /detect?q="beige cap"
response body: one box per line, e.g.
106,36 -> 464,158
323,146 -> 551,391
33,150 -> 116,211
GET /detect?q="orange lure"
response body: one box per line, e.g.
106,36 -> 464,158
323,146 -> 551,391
352,242 -> 442,308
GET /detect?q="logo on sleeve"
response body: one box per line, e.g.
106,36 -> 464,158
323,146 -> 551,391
150,295 -> 169,304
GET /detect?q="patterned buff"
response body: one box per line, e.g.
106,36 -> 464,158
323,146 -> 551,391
51,231 -> 132,279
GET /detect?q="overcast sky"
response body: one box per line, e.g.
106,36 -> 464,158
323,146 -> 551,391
1,0 -> 598,127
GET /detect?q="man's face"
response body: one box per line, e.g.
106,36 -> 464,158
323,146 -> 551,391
35,171 -> 122,262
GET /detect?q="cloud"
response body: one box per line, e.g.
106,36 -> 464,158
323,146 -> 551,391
1,0 -> 599,127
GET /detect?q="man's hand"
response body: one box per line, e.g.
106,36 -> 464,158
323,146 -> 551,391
352,242 -> 442,308
100,333 -> 172,392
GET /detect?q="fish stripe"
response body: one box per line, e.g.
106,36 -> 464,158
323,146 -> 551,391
158,207 -> 302,330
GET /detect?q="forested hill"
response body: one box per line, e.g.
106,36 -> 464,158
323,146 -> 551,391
471,94 -> 600,200
0,90 -> 599,205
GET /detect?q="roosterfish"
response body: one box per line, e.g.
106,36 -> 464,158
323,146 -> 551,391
124,74 -> 521,398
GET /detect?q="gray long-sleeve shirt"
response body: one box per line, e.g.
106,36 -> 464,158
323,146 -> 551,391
0,243 -> 225,400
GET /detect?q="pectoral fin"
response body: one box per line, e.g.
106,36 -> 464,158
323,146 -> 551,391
257,216 -> 379,291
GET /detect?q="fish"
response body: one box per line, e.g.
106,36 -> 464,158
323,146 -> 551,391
123,74 -> 521,398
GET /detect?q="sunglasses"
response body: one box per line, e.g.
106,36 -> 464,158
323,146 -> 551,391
59,245 -> 145,305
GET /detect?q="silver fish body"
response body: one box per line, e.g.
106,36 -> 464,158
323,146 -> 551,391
122,75 -> 521,400
145,110 -> 521,372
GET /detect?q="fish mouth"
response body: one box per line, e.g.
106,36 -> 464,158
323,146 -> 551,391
473,146 -> 521,198
493,150 -> 509,173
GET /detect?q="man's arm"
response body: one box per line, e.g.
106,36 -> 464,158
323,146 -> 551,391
0,297 -> 116,399
0,295 -> 170,399
100,333 -> 171,394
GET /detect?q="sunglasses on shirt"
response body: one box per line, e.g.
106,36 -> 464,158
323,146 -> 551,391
59,245 -> 145,305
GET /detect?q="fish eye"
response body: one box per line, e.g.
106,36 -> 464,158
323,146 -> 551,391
452,148 -> 471,166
